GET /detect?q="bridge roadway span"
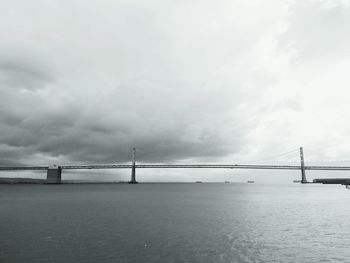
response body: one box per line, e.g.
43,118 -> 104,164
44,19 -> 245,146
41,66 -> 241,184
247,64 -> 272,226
2,164 -> 350,170
2,164 -> 350,184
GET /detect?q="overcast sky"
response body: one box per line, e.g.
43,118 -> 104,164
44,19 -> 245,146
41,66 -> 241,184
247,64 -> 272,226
1,0 -> 350,181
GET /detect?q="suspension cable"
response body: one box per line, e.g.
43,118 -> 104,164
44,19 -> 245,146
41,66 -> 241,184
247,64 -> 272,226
247,148 -> 300,164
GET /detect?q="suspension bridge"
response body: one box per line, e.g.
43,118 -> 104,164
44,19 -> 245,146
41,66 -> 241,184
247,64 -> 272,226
1,147 -> 350,185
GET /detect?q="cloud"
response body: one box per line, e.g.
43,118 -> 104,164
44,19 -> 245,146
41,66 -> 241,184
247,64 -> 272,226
0,0 -> 349,183
279,0 -> 350,62
251,0 -> 350,164
0,0 -> 285,166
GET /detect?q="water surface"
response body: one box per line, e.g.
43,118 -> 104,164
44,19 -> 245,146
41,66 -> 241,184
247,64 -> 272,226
1,183 -> 349,262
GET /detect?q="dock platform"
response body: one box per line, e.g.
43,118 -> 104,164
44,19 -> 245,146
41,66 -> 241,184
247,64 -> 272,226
313,178 -> 350,185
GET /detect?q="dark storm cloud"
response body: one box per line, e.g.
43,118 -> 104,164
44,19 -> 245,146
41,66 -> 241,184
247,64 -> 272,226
0,145 -> 28,165
0,60 -> 53,90
0,56 -> 256,164
19,84 -> 253,163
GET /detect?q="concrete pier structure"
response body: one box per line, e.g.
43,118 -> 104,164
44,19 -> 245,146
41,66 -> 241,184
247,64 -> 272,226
46,165 -> 62,184
129,148 -> 137,184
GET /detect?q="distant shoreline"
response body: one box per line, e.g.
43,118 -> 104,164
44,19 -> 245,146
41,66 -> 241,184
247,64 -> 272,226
0,178 -> 130,184
0,178 -> 241,184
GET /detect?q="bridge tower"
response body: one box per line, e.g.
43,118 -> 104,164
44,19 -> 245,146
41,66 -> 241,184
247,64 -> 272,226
300,147 -> 307,183
129,148 -> 137,184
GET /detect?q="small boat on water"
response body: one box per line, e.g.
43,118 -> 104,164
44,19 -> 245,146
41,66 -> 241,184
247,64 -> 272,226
224,181 -> 230,183
195,181 -> 203,183
247,181 -> 255,183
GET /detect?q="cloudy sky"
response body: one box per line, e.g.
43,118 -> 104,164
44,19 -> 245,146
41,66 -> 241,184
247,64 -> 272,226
1,0 -> 350,181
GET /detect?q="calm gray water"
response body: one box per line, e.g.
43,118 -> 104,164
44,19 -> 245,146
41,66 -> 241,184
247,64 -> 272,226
1,183 -> 350,263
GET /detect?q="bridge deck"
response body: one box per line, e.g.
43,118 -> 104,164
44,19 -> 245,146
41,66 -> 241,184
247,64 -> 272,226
1,164 -> 350,171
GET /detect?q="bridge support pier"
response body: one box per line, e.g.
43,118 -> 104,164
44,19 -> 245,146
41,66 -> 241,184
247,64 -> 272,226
129,148 -> 137,184
300,147 -> 307,183
46,165 -> 62,184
